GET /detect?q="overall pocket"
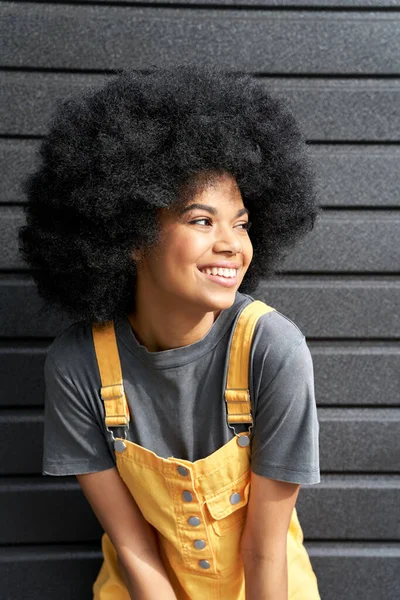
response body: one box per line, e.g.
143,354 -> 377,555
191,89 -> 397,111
204,475 -> 251,536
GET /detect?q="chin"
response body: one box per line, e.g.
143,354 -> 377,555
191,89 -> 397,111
200,290 -> 238,312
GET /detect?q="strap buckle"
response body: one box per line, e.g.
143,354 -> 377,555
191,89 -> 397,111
106,423 -> 129,442
225,387 -> 253,438
227,421 -> 254,439
100,383 -> 130,435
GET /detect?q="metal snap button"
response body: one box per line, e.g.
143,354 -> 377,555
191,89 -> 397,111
114,440 -> 126,453
237,435 -> 250,447
182,490 -> 193,502
229,492 -> 241,505
177,465 -> 189,476
188,516 -> 201,527
193,540 -> 206,550
199,560 -> 210,569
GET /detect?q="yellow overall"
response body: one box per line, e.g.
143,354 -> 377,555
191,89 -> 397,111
91,300 -> 320,599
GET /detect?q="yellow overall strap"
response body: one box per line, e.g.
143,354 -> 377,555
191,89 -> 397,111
225,300 -> 275,425
91,300 -> 274,430
92,321 -> 131,428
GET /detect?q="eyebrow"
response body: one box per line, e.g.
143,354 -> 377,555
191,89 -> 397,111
178,203 -> 249,218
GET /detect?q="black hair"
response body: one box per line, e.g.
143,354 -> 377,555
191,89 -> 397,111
18,64 -> 320,325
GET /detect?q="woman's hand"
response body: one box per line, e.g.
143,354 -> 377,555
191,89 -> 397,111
118,549 -> 178,600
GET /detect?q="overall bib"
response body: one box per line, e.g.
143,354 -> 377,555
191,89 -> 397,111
91,300 -> 320,599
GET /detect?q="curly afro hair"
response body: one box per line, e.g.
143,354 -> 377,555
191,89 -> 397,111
19,63 -> 320,325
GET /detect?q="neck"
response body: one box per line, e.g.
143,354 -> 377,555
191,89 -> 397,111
128,288 -> 222,353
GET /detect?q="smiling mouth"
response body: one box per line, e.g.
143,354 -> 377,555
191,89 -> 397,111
197,267 -> 238,287
198,267 -> 238,278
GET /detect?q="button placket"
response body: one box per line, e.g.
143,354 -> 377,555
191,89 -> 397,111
176,465 -> 200,528
176,463 -> 201,525
174,463 -> 213,571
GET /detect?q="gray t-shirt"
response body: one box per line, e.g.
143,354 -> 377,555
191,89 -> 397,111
42,291 -> 320,485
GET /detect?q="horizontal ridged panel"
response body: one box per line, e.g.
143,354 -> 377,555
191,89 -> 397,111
281,211 -> 400,272
2,5 -> 400,74
0,408 -> 398,474
277,79 -> 400,141
0,277 -> 72,337
0,544 -> 399,600
310,146 -> 400,208
309,544 -> 400,600
1,276 -> 399,338
256,278 -> 400,338
0,479 -> 102,544
0,475 -> 399,544
0,72 -> 95,138
312,344 -> 400,406
0,347 -> 47,407
319,408 -> 400,472
0,139 -> 39,205
2,141 -> 400,208
1,343 -> 398,407
2,72 -> 400,140
297,475 -> 400,540
0,546 -> 101,600
0,411 -> 44,474
73,1 -> 400,6
7,207 -> 400,271
1,208 -> 22,268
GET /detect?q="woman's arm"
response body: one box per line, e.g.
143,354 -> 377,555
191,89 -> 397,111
76,467 -> 177,600
240,472 -> 300,600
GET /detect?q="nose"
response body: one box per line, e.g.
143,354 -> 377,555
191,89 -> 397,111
213,224 -> 242,254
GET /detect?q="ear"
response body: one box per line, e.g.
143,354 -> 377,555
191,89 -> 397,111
131,247 -> 144,262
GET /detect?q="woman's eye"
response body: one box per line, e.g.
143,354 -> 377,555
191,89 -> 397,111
239,221 -> 252,231
189,219 -> 252,230
190,218 -> 211,226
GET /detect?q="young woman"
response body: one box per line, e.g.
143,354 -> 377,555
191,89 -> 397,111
19,64 -> 321,599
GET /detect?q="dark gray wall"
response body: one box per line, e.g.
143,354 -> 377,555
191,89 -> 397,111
1,1 -> 399,599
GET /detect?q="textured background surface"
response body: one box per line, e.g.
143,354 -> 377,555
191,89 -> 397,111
0,1 -> 399,598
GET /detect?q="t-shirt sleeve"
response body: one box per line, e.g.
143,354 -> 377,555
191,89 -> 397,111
251,336 -> 320,485
42,351 -> 116,476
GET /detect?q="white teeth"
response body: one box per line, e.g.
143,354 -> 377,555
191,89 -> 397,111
200,267 -> 237,278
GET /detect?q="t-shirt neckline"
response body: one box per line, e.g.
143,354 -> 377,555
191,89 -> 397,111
115,291 -> 252,369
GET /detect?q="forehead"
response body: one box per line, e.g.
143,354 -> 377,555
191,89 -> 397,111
157,172 -> 244,224
179,171 -> 243,211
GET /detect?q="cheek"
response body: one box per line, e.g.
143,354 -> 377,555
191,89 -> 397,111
166,232 -> 206,267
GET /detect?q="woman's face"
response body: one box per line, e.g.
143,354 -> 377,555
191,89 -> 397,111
133,172 -> 253,313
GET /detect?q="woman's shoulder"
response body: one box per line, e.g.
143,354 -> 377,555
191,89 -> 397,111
247,301 -> 307,376
45,320 -> 97,382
